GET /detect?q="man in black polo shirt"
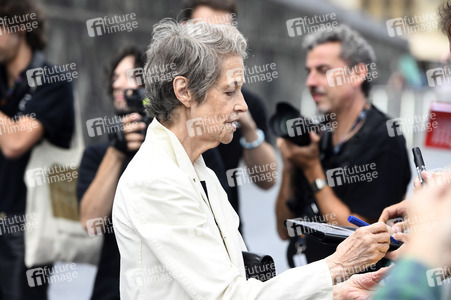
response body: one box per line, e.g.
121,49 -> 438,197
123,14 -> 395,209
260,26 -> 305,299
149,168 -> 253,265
0,0 -> 74,298
276,25 -> 411,265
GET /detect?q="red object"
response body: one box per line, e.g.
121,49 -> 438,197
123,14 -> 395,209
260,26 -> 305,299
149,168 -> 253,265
425,102 -> 451,149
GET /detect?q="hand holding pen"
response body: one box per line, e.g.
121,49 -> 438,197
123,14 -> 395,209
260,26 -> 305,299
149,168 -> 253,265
348,215 -> 401,244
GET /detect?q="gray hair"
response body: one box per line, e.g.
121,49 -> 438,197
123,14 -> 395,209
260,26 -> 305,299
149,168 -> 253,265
439,1 -> 451,34
144,18 -> 247,124
302,24 -> 376,97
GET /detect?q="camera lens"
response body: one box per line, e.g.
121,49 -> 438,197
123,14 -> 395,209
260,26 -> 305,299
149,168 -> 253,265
269,102 -> 312,146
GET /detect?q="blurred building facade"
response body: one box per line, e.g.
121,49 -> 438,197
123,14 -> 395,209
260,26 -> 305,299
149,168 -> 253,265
36,0 -> 447,145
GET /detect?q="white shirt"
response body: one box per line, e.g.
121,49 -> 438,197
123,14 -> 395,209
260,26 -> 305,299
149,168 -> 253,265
113,119 -> 333,299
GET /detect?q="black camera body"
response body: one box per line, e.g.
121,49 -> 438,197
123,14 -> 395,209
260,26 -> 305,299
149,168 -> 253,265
124,88 -> 147,117
270,102 -> 337,218
108,88 -> 150,154
269,102 -> 317,146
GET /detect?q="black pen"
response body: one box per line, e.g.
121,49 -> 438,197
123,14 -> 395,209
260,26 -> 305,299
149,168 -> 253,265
412,147 -> 426,185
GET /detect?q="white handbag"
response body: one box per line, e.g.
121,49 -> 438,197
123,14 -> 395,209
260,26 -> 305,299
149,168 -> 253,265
23,98 -> 102,267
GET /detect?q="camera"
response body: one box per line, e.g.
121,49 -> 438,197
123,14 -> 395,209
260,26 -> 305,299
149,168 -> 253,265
269,102 -> 317,146
124,88 -> 146,115
124,87 -> 151,127
108,88 -> 150,154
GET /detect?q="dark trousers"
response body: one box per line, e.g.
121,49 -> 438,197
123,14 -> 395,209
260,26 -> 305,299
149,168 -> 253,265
0,220 -> 49,300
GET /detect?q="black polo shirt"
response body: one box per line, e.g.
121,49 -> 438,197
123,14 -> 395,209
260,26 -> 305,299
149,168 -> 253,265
292,104 -> 411,263
320,104 -> 411,220
0,52 -> 74,215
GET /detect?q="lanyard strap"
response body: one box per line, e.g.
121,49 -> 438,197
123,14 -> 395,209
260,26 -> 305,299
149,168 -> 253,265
200,180 -> 232,260
333,106 -> 369,155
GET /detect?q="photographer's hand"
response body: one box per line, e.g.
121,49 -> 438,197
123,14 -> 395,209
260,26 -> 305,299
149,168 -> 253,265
276,131 -> 321,171
81,113 -> 146,234
122,113 -> 146,152
277,131 -> 373,225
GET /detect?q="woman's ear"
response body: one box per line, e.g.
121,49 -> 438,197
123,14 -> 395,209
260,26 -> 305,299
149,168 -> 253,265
173,76 -> 192,108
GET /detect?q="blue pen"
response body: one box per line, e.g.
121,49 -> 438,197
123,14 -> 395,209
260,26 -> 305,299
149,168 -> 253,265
348,216 -> 400,244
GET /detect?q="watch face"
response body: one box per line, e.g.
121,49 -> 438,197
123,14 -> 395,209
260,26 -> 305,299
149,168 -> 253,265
313,179 -> 327,192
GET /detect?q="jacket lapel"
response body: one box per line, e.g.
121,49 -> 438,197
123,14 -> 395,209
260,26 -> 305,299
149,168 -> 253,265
194,158 -> 245,275
151,120 -> 245,275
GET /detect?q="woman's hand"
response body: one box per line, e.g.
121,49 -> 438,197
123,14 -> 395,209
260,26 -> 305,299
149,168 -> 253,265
326,222 -> 391,283
333,267 -> 391,300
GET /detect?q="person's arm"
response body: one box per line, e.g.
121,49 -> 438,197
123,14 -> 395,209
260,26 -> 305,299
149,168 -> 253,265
114,169 -> 334,299
277,134 -> 369,225
240,110 -> 277,190
0,111 -> 44,158
114,166 -> 393,298
80,146 -> 125,231
80,114 -> 145,233
301,160 -> 368,225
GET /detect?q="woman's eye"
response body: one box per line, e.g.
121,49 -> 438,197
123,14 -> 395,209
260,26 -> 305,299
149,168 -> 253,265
226,90 -> 236,96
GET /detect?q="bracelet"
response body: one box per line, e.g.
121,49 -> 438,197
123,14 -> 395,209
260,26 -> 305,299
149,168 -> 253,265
240,129 -> 265,149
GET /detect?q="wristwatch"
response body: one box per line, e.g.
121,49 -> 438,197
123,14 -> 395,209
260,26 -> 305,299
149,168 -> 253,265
311,178 -> 327,193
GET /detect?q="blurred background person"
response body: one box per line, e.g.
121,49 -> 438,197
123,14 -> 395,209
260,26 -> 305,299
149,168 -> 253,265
0,0 -> 74,298
275,25 -> 411,266
183,0 -> 278,233
77,46 -> 146,300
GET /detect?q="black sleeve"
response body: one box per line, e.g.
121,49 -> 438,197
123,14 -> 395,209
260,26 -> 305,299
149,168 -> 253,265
342,136 -> 411,221
242,89 -> 271,142
76,143 -> 109,203
24,77 -> 74,148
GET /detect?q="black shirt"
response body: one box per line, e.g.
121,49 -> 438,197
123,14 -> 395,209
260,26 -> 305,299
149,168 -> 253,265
295,105 -> 411,262
0,52 -> 74,214
217,89 -> 270,216
76,142 -> 121,300
76,142 -> 229,300
321,104 -> 411,220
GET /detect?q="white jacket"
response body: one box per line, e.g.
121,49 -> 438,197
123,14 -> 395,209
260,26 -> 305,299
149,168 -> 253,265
112,119 -> 333,300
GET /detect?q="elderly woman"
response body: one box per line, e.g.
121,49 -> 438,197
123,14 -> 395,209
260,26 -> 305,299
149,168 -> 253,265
112,19 -> 393,299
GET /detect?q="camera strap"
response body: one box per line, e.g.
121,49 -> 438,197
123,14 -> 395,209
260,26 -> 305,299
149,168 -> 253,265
13,51 -> 46,116
333,105 -> 369,155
